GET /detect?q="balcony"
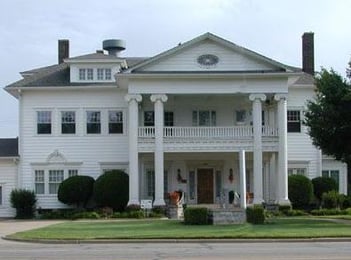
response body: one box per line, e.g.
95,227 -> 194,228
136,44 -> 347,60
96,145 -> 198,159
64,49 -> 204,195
138,126 -> 279,152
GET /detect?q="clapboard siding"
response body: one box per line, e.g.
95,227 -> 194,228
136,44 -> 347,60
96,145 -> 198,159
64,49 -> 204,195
140,40 -> 277,72
0,160 -> 17,217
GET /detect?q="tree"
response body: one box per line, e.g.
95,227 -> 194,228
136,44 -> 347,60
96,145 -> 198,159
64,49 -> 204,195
311,176 -> 338,203
288,174 -> 313,209
304,68 -> 351,176
57,175 -> 95,208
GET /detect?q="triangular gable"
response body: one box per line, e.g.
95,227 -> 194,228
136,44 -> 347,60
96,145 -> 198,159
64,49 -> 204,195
128,33 -> 299,73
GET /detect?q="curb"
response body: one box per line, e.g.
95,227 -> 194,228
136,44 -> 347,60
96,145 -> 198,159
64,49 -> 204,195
4,236 -> 351,244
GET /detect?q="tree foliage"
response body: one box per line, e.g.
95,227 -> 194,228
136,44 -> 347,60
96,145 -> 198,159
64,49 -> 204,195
304,68 -> 351,164
312,176 -> 338,202
288,174 -> 313,209
58,175 -> 95,208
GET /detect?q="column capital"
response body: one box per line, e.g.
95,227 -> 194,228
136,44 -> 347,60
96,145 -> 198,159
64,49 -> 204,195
125,94 -> 142,103
150,94 -> 168,103
274,93 -> 288,101
249,93 -> 266,102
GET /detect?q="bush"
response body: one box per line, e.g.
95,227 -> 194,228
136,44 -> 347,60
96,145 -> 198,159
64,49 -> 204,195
312,177 -> 338,202
341,195 -> 351,209
288,174 -> 313,209
322,190 -> 343,209
152,206 -> 167,216
93,170 -> 129,212
58,175 -> 95,208
184,207 -> 208,225
310,208 -> 345,216
10,189 -> 37,219
246,205 -> 265,224
278,205 -> 292,215
284,209 -> 308,217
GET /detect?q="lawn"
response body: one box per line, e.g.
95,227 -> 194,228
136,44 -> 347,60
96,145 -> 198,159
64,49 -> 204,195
7,217 -> 351,241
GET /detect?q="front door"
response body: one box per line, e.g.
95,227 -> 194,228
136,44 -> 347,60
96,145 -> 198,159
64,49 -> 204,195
197,168 -> 214,204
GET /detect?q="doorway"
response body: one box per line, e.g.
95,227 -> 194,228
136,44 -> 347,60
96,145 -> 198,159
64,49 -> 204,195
197,168 -> 214,203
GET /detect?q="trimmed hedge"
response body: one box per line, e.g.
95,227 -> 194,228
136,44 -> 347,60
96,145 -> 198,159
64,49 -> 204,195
93,170 -> 129,212
57,175 -> 95,208
10,189 -> 37,219
246,205 -> 265,224
312,177 -> 338,201
322,190 -> 343,209
184,207 -> 208,225
288,174 -> 313,209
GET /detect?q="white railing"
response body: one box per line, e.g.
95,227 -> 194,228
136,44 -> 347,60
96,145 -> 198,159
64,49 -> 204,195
138,126 -> 278,139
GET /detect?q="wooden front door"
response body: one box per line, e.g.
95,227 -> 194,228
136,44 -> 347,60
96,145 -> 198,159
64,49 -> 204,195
197,168 -> 214,204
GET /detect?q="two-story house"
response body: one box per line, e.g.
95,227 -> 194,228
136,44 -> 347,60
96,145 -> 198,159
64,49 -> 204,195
1,32 -> 348,217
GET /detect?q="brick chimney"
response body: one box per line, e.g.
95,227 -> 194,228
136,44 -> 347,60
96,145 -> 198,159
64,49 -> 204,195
58,39 -> 69,64
302,32 -> 314,75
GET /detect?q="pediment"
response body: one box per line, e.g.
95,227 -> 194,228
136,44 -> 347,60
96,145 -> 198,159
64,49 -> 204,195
130,33 -> 296,73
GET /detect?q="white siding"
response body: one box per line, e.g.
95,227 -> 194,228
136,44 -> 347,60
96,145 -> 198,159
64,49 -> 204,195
287,87 -> 320,179
0,159 -> 17,217
19,88 -> 129,209
140,39 -> 278,72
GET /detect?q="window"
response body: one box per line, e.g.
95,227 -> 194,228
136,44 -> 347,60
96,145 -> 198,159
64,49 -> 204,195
215,170 -> 222,198
189,171 -> 195,200
35,170 -> 45,194
37,111 -> 51,134
68,169 -> 78,178
87,111 -> 101,134
192,110 -> 216,126
97,68 -> 104,80
79,69 -> 86,80
61,111 -> 76,134
287,110 -> 301,132
87,68 -> 93,80
288,168 -> 307,176
105,68 -> 112,80
0,186 -> 2,205
49,170 -> 64,194
146,170 -> 155,197
164,112 -> 174,126
322,170 -> 340,187
144,111 -> 155,126
236,110 -> 246,124
109,111 -> 123,134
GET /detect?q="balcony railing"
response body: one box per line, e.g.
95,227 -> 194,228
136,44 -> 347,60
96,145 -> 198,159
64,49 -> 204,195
138,126 -> 278,139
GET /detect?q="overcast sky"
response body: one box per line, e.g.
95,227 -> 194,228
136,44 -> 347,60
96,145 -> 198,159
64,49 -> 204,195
0,0 -> 350,137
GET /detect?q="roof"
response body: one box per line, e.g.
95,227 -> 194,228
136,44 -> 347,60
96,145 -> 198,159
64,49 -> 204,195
292,73 -> 315,85
128,32 -> 301,73
0,138 -> 19,157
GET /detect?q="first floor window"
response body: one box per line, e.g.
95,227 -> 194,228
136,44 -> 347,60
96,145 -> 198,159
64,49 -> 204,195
322,170 -> 340,187
87,111 -> 101,134
37,111 -> 52,134
68,169 -> 78,178
287,110 -> 301,132
288,168 -> 307,176
146,170 -> 155,197
109,111 -> 123,134
61,111 -> 76,134
35,170 -> 45,194
49,170 -> 64,194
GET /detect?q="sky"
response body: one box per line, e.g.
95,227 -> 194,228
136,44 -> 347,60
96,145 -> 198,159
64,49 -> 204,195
0,0 -> 350,137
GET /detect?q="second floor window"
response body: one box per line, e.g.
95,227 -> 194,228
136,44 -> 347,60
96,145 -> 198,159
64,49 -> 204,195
61,111 -> 76,134
287,110 -> 301,132
37,111 -> 52,134
144,111 -> 155,126
87,111 -> 101,134
109,111 -> 123,134
192,110 -> 216,126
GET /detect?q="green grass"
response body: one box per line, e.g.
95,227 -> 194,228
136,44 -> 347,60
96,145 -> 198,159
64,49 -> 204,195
7,217 -> 351,241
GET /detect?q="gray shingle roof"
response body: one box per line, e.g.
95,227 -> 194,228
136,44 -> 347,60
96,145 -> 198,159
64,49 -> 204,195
0,138 -> 18,157
292,73 -> 315,85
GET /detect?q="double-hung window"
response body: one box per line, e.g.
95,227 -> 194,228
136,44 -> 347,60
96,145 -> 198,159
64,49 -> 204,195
164,111 -> 174,126
61,111 -> 76,134
35,170 -> 45,194
97,68 -> 112,80
109,111 -> 123,134
86,111 -> 101,134
192,110 -> 216,126
79,69 -> 86,80
287,110 -> 301,132
144,111 -> 155,126
105,69 -> 112,80
0,186 -> 2,206
49,170 -> 64,194
87,68 -> 94,80
68,169 -> 78,178
37,111 -> 52,134
322,170 -> 340,187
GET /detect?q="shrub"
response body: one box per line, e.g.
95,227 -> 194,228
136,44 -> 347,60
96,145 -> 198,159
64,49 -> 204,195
310,208 -> 345,216
246,205 -> 265,224
341,195 -> 351,209
71,211 -> 100,220
126,204 -> 141,212
57,175 -> 95,208
152,206 -> 167,216
93,170 -> 129,212
322,190 -> 343,209
284,209 -> 308,217
184,207 -> 208,225
288,174 -> 313,209
312,177 -> 338,202
278,205 -> 292,215
10,189 -> 37,219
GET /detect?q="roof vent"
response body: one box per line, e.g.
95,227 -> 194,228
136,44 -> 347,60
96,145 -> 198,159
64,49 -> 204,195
103,39 -> 126,57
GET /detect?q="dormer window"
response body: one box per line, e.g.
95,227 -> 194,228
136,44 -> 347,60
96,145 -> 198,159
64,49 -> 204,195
79,69 -> 86,80
87,68 -> 93,80
97,68 -> 112,80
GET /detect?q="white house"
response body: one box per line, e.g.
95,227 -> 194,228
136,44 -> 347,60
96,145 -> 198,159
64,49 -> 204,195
1,32 -> 348,216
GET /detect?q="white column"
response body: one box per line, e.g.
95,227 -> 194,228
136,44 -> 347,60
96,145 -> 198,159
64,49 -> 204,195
150,94 -> 168,206
274,94 -> 290,205
125,94 -> 142,206
249,93 -> 266,204
239,150 -> 247,209
269,152 -> 277,202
